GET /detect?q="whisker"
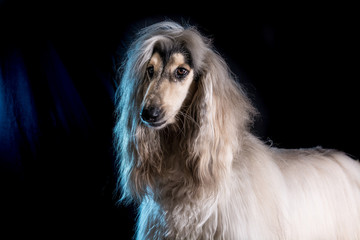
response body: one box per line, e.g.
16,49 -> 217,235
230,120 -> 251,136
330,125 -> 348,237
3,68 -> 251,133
174,115 -> 186,137
178,111 -> 200,129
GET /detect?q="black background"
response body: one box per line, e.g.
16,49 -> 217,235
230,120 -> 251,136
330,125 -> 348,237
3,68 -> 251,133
1,1 -> 358,238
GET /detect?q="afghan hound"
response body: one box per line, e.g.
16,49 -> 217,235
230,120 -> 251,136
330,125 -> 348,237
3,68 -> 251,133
114,21 -> 360,239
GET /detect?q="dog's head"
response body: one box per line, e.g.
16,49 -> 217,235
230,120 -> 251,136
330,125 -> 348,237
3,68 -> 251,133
127,22 -> 208,130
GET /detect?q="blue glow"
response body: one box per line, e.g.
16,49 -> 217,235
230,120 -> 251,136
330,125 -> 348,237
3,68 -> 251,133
43,44 -> 91,133
0,64 -> 5,144
0,49 -> 38,168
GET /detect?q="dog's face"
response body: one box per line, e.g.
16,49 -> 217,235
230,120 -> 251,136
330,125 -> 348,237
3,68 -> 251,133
140,50 -> 195,129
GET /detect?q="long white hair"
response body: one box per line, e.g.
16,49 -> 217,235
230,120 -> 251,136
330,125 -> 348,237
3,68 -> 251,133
114,21 -> 360,239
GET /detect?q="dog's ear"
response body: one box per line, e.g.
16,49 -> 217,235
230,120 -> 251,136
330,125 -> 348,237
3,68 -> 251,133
185,49 -> 256,189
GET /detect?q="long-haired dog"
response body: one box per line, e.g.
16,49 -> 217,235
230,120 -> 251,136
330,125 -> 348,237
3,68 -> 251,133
114,21 -> 360,239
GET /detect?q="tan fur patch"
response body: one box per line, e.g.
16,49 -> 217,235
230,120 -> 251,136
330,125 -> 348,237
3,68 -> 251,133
148,52 -> 162,72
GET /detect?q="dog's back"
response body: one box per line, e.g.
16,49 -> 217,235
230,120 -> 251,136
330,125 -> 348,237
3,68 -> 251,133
274,148 -> 360,239
226,135 -> 360,239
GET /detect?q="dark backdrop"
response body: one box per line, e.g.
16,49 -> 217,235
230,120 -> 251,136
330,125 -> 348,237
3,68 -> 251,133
1,1 -> 358,238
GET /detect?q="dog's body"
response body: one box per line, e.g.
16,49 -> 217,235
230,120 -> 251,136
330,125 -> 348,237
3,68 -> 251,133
114,21 -> 360,239
137,140 -> 360,239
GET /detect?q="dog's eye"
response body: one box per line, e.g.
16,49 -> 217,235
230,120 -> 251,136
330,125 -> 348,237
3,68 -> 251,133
174,67 -> 189,80
147,66 -> 154,78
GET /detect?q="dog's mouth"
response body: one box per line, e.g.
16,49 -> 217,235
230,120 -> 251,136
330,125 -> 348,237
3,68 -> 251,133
144,120 -> 167,129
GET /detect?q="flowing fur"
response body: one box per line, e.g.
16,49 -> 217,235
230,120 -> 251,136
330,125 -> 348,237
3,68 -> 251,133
114,21 -> 360,239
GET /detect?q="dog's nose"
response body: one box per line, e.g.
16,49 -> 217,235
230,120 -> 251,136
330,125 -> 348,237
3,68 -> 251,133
140,106 -> 161,123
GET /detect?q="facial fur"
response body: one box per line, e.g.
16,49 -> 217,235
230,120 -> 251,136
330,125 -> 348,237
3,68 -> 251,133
140,51 -> 195,129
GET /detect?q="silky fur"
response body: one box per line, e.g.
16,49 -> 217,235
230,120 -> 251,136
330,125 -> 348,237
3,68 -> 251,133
114,21 -> 360,239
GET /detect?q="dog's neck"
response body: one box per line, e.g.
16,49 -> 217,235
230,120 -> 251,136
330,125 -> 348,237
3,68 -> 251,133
154,125 -> 224,199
